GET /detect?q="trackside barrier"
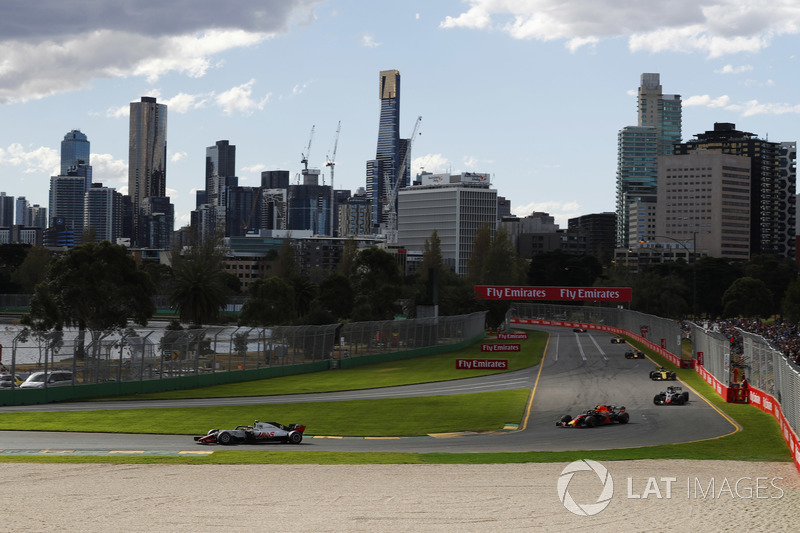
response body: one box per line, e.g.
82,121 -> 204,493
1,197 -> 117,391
510,304 -> 800,474
0,311 -> 487,407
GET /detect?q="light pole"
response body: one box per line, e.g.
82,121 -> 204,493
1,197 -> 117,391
640,233 -> 698,318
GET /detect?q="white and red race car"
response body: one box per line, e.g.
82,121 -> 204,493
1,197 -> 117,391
194,420 -> 306,445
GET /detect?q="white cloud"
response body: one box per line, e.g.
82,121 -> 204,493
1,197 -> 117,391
683,94 -> 732,108
0,1 -> 321,104
715,64 -> 753,74
360,33 -> 380,48
170,152 -> 188,163
215,79 -> 271,116
512,200 -> 581,227
0,143 -> 59,175
160,92 -> 210,114
412,153 -> 450,175
440,1 -> 800,57
90,153 -> 128,186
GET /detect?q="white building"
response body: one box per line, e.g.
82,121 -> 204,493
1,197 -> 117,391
398,172 -> 497,276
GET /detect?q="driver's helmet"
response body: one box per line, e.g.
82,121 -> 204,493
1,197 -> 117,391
595,405 -> 609,412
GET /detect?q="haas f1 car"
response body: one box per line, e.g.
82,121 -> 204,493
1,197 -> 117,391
653,386 -> 689,405
556,405 -> 630,428
650,367 -> 677,380
195,420 -> 306,445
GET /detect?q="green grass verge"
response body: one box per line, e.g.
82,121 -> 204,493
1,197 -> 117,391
0,390 -> 529,437
0,328 -> 794,465
94,331 -> 546,400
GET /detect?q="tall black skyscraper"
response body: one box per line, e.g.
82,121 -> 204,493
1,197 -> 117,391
366,69 -> 409,233
206,140 -> 237,207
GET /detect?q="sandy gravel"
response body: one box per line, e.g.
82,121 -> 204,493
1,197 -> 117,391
1,460 -> 798,532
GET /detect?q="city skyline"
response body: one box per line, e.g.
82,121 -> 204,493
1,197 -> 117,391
1,1 -> 800,229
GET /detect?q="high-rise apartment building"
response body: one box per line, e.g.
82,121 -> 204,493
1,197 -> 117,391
15,197 -> 27,226
366,69 -> 409,233
206,140 -> 237,208
61,129 -> 92,191
85,184 -> 123,244
616,73 -> 682,247
49,176 -> 85,239
673,123 -> 796,259
128,96 -> 167,247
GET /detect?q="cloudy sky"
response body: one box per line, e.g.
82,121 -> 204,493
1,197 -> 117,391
1,0 -> 799,228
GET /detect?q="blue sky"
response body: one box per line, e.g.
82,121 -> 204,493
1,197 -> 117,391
1,0 -> 799,228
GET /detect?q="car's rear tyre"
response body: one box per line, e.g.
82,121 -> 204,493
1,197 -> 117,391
217,432 -> 232,445
682,391 -> 689,403
288,431 -> 303,444
618,412 -> 629,424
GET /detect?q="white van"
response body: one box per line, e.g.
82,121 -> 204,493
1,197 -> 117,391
20,371 -> 75,388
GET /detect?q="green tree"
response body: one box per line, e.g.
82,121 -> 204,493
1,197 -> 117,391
528,250 -> 603,287
23,241 -> 154,359
744,255 -> 798,317
239,276 -> 296,326
0,243 -> 31,293
466,223 -> 491,285
315,273 -> 354,320
721,277 -> 773,318
11,246 -> 51,294
274,239 -> 299,279
337,237 -> 359,278
350,246 -> 402,321
782,275 -> 800,322
167,236 -> 231,325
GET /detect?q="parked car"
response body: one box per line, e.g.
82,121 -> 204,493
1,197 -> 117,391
19,371 -> 75,389
0,373 -> 24,389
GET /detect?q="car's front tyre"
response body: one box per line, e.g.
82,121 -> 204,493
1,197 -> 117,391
217,432 -> 233,445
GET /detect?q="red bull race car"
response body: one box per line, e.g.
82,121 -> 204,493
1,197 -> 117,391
653,386 -> 689,405
194,420 -> 306,445
556,405 -> 630,428
625,349 -> 645,359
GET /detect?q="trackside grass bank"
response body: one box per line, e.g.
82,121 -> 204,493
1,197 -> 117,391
0,329 -> 792,465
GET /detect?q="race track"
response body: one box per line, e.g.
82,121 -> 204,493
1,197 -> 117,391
0,326 -> 738,454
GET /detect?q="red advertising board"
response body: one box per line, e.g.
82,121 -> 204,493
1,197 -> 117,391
456,358 -> 509,369
480,344 -> 520,352
498,332 -> 528,340
475,286 -> 632,302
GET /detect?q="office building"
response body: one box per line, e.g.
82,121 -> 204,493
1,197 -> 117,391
139,196 -> 174,250
656,150 -> 751,259
398,172 -> 497,276
674,123 -> 796,259
128,96 -> 168,247
206,140 -> 237,207
338,192 -> 372,237
288,183 -> 332,235
616,73 -> 682,247
28,204 -> 47,229
226,186 -> 261,237
61,130 -> 92,191
568,212 -> 617,262
0,192 -> 14,228
49,176 -> 85,239
15,197 -> 27,226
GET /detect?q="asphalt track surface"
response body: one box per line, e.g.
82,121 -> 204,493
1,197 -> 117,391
0,326 -> 738,454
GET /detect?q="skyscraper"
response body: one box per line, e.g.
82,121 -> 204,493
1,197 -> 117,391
128,96 -> 167,247
61,129 -> 92,191
0,192 -> 14,228
366,69 -> 409,233
84,183 -> 123,244
616,73 -> 682,247
206,140 -> 237,207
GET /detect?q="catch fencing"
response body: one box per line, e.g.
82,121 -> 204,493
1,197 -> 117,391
1,311 -> 487,387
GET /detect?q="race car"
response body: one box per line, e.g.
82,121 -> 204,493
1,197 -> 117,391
649,367 -> 677,380
610,336 -> 625,344
573,328 -> 587,333
194,420 -> 306,445
556,405 -> 629,428
625,349 -> 645,359
653,386 -> 689,405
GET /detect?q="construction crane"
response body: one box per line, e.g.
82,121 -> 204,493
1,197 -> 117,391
384,115 -> 422,243
325,121 -> 341,236
301,125 -> 315,172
